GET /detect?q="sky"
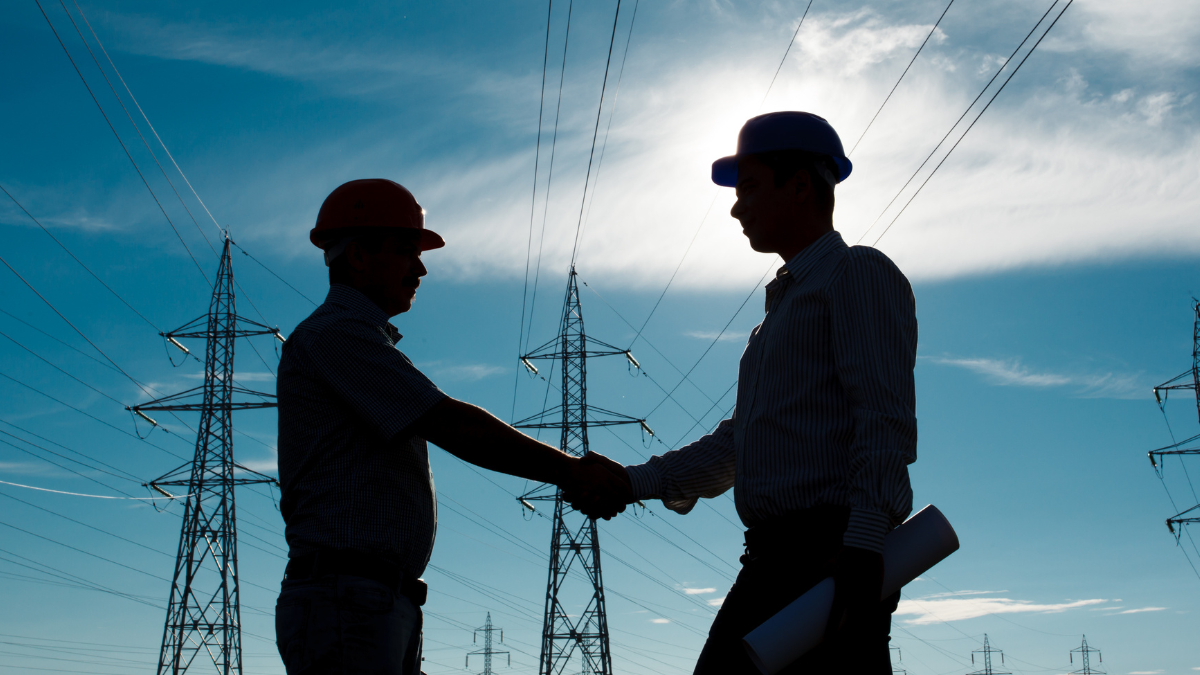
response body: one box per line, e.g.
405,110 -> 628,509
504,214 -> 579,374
2,0 -> 1200,673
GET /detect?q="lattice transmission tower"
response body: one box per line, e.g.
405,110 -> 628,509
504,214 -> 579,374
1147,300 -> 1200,538
467,612 -> 510,674
969,634 -> 1011,675
129,237 -> 281,675
514,267 -> 648,675
1069,635 -> 1103,675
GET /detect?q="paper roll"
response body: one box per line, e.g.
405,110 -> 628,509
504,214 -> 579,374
742,505 -> 960,675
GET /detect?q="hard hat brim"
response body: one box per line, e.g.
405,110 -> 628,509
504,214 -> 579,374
310,225 -> 446,252
711,153 -> 853,187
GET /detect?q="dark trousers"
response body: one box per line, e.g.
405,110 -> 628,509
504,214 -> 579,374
694,507 -> 900,675
276,574 -> 423,675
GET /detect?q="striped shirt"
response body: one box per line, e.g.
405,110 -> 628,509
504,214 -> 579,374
625,231 -> 917,552
277,284 -> 447,577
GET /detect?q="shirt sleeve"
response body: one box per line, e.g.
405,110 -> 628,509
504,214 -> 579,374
828,250 -> 918,552
625,415 -> 738,515
307,318 -> 447,441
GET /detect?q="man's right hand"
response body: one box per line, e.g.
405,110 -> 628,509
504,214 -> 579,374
562,452 -> 633,520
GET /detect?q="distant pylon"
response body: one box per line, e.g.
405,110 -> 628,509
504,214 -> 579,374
1069,634 -> 1104,675
130,237 -> 282,675
969,634 -> 1011,675
1147,299 -> 1200,537
514,267 -> 648,675
467,612 -> 510,675
891,645 -> 905,674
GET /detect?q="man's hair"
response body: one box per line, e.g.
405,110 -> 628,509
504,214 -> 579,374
327,229 -> 419,284
752,149 -> 836,215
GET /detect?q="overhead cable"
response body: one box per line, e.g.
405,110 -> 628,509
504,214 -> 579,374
847,0 -> 958,156
522,0 -> 576,354
860,0 -> 1075,247
32,0 -> 211,285
0,184 -> 161,332
567,0 -> 623,264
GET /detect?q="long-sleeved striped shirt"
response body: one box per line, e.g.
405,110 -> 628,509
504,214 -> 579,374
278,284 -> 447,578
625,231 -> 917,553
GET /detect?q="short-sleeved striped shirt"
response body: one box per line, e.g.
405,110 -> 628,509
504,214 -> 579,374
277,284 -> 447,577
625,231 -> 917,553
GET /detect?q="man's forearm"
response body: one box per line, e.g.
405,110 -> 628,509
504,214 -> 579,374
415,398 -> 574,485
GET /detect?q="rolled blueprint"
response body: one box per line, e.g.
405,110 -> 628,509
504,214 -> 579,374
742,505 -> 960,675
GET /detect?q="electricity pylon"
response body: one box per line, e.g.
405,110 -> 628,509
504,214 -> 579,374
129,237 -> 281,675
1069,635 -> 1103,675
467,612 -> 510,674
514,267 -> 648,675
1147,300 -> 1200,537
969,634 -> 1011,675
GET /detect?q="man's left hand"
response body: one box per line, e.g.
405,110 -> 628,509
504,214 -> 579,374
825,545 -> 884,643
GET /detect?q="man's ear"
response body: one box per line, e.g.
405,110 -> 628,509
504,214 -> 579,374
788,168 -> 814,204
344,240 -> 371,273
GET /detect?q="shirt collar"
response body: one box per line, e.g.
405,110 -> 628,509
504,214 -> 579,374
325,284 -> 403,342
780,230 -> 846,282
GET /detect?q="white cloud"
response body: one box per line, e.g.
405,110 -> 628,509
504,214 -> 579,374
418,361 -> 507,382
684,331 -> 748,343
707,597 -> 726,607
650,618 -> 670,624
681,587 -> 717,595
895,593 -> 1106,625
1111,607 -> 1167,615
922,356 -> 1146,399
1129,671 -> 1163,674
56,4 -> 1200,290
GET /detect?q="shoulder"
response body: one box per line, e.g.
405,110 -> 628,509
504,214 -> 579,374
833,245 -> 910,288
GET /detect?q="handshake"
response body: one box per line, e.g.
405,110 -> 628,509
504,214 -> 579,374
561,452 -> 635,520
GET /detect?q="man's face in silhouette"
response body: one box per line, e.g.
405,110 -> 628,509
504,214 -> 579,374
730,153 -> 830,262
731,155 -> 802,255
344,232 -> 427,316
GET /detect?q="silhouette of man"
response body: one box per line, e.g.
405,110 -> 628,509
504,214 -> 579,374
274,179 -> 622,675
569,113 -> 918,673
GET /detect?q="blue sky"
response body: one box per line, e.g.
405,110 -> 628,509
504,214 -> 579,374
2,0 -> 1200,673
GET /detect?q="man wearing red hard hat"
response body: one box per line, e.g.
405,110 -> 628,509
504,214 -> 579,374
274,179 -> 626,674
577,113 -> 919,673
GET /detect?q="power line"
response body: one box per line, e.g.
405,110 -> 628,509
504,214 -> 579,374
522,0 -> 575,355
574,0 -> 641,260
860,0 -> 1074,247
568,0 -> 624,264
56,0 -> 218,258
761,0 -> 814,106
0,183 -> 161,332
515,0 -> 558,423
641,260 -> 775,420
847,0 -> 957,156
622,3 -> 813,350
32,0 -> 211,285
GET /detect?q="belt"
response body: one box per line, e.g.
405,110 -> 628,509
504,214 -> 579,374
743,504 -> 850,560
284,549 -> 428,607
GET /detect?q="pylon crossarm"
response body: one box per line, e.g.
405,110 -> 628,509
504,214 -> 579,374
1149,431 -> 1200,453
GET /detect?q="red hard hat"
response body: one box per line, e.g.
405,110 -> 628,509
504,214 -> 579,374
310,179 -> 445,252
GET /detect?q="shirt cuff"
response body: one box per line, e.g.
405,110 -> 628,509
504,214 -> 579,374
625,463 -> 662,501
842,508 -> 892,553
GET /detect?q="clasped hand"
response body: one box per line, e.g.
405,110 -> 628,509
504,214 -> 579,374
561,451 -> 633,520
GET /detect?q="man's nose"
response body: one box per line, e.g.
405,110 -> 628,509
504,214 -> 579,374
730,198 -> 745,219
414,257 -> 428,277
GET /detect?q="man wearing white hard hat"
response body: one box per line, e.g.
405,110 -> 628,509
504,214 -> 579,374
576,113 -> 919,673
274,179 -> 627,674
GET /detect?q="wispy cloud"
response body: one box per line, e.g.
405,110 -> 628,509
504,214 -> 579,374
895,592 -> 1107,625
1130,671 -> 1163,674
707,597 -> 726,607
1111,607 -> 1167,615
681,587 -> 717,595
921,356 -> 1146,399
650,618 -> 670,624
420,362 -> 507,383
684,331 -> 748,343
